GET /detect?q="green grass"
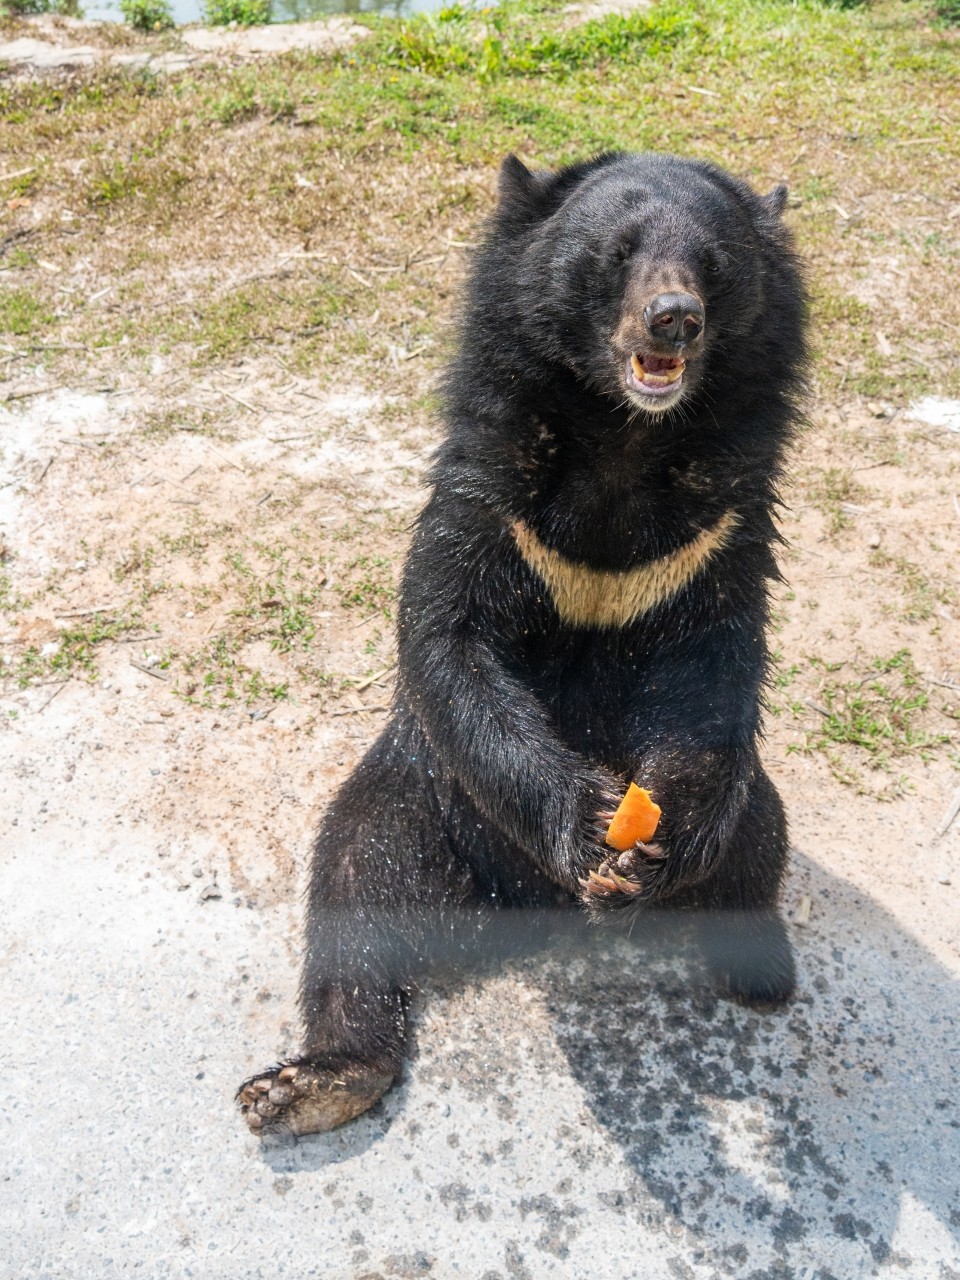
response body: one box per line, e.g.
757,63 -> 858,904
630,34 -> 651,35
120,0 -> 174,29
203,0 -> 270,24
0,572 -> 28,615
0,0 -> 80,14
0,287 -> 54,337
176,279 -> 348,363
338,555 -> 396,619
176,634 -> 293,708
11,612 -> 144,687
380,1 -> 702,81
3,0 -> 957,399
804,467 -> 869,537
796,650 -> 950,776
869,549 -> 957,622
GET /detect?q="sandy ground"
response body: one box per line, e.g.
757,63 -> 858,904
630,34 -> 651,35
2,362 -> 959,1272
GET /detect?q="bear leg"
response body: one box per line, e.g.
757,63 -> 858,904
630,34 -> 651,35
696,766 -> 796,1009
239,712 -> 483,1137
237,989 -> 403,1138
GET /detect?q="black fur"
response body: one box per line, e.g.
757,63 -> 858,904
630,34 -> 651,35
238,151 -> 808,1136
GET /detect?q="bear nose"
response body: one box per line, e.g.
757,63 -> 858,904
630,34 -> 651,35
643,293 -> 704,345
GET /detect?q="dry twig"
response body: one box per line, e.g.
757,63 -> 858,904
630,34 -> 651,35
130,660 -> 169,681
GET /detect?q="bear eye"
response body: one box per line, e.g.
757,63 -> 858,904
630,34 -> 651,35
703,248 -> 732,277
611,228 -> 638,263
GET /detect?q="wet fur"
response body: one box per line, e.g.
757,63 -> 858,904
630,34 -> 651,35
239,151 -> 808,1136
510,509 -> 740,628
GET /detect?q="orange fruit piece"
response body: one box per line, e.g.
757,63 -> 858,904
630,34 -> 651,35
605,783 -> 661,850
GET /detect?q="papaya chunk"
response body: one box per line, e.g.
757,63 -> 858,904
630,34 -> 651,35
605,783 -> 661,850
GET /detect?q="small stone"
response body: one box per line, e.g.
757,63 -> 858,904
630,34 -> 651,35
867,530 -> 882,549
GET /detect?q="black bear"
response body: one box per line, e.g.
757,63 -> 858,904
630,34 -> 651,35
238,151 -> 807,1137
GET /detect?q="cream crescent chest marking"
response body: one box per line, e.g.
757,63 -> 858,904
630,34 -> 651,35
510,509 -> 740,629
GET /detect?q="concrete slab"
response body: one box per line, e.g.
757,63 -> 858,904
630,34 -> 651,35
0,36 -> 99,69
177,18 -> 368,55
0,17 -> 368,76
2,679 -> 959,1279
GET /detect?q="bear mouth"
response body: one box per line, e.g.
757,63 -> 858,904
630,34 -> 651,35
627,352 -> 685,399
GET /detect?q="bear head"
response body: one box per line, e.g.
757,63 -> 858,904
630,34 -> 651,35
488,151 -> 801,420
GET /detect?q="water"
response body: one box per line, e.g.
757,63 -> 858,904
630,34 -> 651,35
82,0 -> 436,25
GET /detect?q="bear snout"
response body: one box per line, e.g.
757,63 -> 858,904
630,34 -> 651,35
614,287 -> 706,410
643,292 -> 704,346
613,285 -> 707,362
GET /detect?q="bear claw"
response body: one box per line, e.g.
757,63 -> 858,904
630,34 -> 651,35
580,842 -> 666,899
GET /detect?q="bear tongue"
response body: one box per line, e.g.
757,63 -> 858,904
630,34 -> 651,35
642,354 -> 683,374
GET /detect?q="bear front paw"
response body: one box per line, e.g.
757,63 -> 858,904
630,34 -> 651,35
578,841 -> 667,911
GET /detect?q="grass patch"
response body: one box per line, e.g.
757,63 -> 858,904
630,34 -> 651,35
0,578 -> 29,623
380,1 -> 702,81
176,634 -> 292,708
204,0 -> 270,24
868,549 -> 957,622
795,650 -> 951,780
2,0 -> 957,391
167,536 -> 332,706
0,287 -> 54,337
804,467 -> 869,536
120,0 -> 174,29
176,278 -> 348,364
8,612 -> 144,687
338,555 -> 396,618
0,0 -> 80,14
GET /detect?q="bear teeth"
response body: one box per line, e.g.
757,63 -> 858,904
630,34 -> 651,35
631,355 -> 685,386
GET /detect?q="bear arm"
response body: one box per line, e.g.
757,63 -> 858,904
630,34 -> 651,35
634,743 -> 759,894
398,623 -> 620,891
615,611 -> 769,894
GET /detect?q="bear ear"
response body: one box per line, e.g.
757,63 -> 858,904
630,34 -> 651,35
498,154 -> 536,209
496,154 -> 552,225
761,183 -> 789,217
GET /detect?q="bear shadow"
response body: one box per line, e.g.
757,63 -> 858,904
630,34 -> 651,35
536,848 -> 960,1273
251,846 -> 959,1278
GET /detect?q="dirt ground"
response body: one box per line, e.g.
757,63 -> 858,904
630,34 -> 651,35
3,247 -> 957,956
1,4 -> 959,1275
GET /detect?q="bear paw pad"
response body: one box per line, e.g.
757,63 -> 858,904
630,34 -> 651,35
237,1060 -> 394,1137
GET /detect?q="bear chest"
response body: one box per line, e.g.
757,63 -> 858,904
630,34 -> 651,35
509,508 -> 739,630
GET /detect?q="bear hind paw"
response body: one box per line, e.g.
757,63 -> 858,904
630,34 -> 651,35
237,1058 -> 394,1137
